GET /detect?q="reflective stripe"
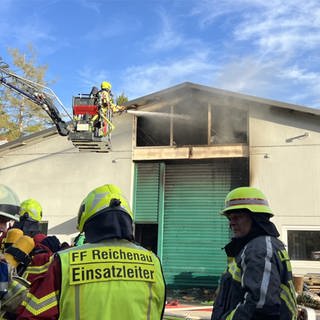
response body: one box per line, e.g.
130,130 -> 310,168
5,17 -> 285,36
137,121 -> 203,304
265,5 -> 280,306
147,282 -> 152,320
257,236 -> 272,308
22,291 -> 59,315
75,285 -> 80,320
23,257 -> 53,279
280,283 -> 298,320
226,308 -> 236,320
278,249 -> 293,272
90,192 -> 109,213
240,248 -> 246,285
227,258 -> 241,282
288,279 -> 297,300
6,279 -> 25,297
226,198 -> 269,207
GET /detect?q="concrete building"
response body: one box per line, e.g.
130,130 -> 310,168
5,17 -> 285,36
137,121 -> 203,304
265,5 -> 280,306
1,82 -> 320,287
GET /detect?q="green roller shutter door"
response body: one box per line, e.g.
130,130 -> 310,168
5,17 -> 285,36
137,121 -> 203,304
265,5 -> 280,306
133,162 -> 160,223
162,159 -> 247,287
133,159 -> 248,288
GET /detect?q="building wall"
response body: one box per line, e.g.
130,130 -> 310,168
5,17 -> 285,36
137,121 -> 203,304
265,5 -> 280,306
249,106 -> 320,274
2,88 -> 320,277
0,114 -> 134,243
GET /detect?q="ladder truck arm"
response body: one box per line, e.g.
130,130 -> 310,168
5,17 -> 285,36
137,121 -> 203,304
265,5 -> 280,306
0,60 -> 70,136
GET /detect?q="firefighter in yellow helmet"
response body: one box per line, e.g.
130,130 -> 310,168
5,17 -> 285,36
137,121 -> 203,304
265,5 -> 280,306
92,81 -> 126,138
211,187 -> 297,320
18,184 -> 166,319
13,198 -> 42,237
101,81 -> 111,91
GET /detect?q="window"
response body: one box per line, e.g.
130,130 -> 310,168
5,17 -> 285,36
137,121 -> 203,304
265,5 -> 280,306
287,229 -> 320,260
137,106 -> 170,146
211,106 -> 247,144
136,101 -> 248,147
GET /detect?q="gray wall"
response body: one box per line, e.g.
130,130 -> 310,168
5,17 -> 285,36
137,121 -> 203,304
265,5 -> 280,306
249,106 -> 320,274
0,114 -> 134,243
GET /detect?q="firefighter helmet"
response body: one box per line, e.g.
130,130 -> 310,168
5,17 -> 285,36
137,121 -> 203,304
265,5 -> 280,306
101,81 -> 111,90
77,184 -> 133,232
0,184 -> 20,221
20,198 -> 42,222
222,186 -> 273,216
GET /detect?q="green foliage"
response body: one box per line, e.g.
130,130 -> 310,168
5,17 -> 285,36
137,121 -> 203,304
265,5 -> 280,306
1,45 -> 52,141
116,92 -> 129,106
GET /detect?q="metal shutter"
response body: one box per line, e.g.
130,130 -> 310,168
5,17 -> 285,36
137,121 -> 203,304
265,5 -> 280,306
162,159 -> 247,287
133,162 -> 160,222
133,159 -> 248,287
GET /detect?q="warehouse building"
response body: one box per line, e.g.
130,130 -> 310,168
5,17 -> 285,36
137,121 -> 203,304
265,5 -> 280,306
1,82 -> 320,287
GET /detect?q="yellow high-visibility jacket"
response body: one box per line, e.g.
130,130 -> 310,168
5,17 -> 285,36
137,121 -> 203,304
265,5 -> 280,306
58,239 -> 166,320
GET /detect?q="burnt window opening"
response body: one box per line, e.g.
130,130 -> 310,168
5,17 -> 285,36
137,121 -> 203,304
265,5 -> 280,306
173,103 -> 207,146
136,101 -> 248,147
211,106 -> 247,144
136,106 -> 170,146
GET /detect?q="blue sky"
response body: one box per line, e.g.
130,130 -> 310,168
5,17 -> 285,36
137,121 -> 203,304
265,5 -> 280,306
1,0 -> 320,115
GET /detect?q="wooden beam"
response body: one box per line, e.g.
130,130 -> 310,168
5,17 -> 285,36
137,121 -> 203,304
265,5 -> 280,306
132,113 -> 137,148
191,145 -> 248,159
133,147 -> 189,160
170,105 -> 174,147
133,144 -> 248,161
208,103 -> 212,145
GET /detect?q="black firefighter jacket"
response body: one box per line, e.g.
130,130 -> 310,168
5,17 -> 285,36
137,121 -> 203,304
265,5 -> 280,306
211,235 -> 297,320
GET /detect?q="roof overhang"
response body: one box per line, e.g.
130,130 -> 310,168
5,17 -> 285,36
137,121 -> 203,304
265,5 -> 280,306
126,82 -> 320,116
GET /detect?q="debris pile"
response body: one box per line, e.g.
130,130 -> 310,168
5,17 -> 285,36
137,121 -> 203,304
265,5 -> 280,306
297,291 -> 320,309
166,287 -> 215,305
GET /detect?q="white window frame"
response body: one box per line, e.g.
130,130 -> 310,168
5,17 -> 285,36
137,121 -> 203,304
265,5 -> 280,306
282,225 -> 320,274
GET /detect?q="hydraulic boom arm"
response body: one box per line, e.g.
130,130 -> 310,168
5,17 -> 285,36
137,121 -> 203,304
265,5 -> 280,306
0,59 -> 70,136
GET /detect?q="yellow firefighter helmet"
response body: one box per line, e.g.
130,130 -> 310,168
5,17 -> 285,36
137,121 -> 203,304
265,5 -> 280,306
222,186 -> 273,216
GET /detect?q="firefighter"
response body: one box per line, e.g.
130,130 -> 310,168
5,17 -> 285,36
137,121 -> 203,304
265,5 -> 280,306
10,199 -> 64,284
211,187 -> 297,320
0,185 -> 31,318
0,185 -> 20,240
18,184 -> 166,319
13,199 -> 42,237
98,81 -> 125,113
97,81 -> 114,108
92,81 -> 125,137
1,196 -> 63,319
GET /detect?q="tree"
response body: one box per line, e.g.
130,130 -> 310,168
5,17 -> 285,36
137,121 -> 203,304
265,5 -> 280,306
0,99 -> 13,143
116,92 -> 129,106
0,46 -> 53,141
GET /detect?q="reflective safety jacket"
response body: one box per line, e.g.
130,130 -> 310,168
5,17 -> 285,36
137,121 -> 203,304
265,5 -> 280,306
212,235 -> 297,320
18,239 -> 166,320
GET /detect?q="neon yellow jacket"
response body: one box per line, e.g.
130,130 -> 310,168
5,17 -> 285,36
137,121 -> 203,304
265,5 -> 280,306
58,239 -> 166,320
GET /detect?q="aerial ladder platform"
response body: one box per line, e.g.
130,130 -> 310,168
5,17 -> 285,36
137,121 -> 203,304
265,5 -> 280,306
0,59 -> 127,152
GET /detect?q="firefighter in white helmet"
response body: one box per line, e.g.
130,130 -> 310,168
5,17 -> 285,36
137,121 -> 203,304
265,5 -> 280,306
0,184 -> 20,237
211,187 -> 297,320
0,185 -> 34,318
